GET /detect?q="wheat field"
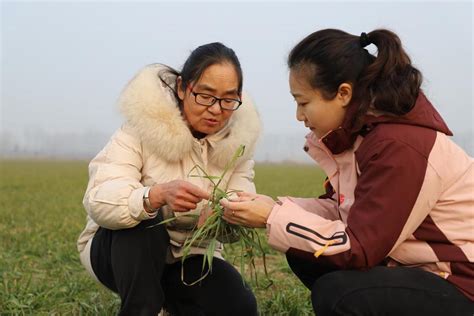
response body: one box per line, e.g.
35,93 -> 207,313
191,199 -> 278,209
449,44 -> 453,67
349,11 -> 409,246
0,160 -> 326,315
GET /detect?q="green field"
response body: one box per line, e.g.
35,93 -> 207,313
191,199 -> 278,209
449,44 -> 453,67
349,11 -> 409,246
0,160 -> 326,315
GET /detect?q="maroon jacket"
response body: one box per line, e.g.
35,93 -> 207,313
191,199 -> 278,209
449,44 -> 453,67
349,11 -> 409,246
266,92 -> 474,300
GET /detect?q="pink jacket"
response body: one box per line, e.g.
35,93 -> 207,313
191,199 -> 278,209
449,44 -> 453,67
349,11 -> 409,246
266,92 -> 474,300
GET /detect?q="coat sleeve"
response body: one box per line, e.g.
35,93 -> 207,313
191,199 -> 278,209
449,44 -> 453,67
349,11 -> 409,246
277,197 -> 340,221
83,126 -> 157,230
266,138 -> 441,268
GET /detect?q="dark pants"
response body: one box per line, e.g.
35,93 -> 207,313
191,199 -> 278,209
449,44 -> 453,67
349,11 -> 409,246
90,216 -> 257,316
286,253 -> 474,316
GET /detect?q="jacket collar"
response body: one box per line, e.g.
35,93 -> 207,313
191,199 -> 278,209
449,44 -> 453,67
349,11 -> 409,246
118,64 -> 261,167
315,91 -> 452,155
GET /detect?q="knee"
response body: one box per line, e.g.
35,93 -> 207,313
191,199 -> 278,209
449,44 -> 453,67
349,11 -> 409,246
285,252 -> 306,276
227,286 -> 258,316
311,271 -> 347,316
236,292 -> 258,316
285,252 -> 298,269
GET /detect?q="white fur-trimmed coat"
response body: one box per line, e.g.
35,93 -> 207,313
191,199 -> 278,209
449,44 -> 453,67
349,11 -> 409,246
77,64 -> 261,267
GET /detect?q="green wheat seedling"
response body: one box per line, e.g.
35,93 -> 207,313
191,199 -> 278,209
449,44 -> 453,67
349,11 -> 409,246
148,145 -> 272,288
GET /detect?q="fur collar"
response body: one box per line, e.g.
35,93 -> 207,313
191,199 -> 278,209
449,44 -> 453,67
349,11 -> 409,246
119,64 -> 261,167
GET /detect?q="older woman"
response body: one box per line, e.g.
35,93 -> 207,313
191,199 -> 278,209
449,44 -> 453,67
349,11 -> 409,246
77,43 -> 261,315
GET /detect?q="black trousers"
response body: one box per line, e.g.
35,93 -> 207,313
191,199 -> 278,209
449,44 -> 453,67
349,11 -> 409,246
90,216 -> 257,316
286,253 -> 474,316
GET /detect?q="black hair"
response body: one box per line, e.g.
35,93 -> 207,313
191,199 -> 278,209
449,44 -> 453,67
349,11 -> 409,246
160,42 -> 243,101
288,29 -> 422,128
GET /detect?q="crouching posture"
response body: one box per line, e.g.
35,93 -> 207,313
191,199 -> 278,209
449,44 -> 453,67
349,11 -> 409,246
77,43 -> 261,315
221,29 -> 474,315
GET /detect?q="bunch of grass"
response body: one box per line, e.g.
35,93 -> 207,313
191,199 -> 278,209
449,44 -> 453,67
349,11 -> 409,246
150,145 -> 271,287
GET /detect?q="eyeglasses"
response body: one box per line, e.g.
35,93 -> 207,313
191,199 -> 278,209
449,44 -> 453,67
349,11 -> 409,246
191,91 -> 242,111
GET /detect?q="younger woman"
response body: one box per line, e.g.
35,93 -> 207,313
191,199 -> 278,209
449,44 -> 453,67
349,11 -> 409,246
222,29 -> 474,315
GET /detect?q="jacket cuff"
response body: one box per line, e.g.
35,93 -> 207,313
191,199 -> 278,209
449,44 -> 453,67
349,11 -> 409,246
266,199 -> 349,255
266,201 -> 289,253
128,187 -> 158,220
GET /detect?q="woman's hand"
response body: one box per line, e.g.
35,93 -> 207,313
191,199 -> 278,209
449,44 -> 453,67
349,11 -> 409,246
197,204 -> 213,227
149,180 -> 210,212
221,192 -> 276,228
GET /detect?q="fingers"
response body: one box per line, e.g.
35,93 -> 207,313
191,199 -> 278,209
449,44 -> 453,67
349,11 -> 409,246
221,206 -> 242,225
220,198 -> 235,210
220,198 -> 252,211
182,192 -> 201,204
173,205 -> 197,212
197,207 -> 213,228
235,192 -> 271,203
222,207 -> 256,228
167,189 -> 202,211
171,200 -> 199,212
220,199 -> 253,227
184,182 -> 210,200
226,195 -> 246,202
222,213 -> 240,225
236,191 -> 258,200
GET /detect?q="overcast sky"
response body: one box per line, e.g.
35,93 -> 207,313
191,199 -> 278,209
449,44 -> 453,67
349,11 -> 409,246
1,1 -> 473,161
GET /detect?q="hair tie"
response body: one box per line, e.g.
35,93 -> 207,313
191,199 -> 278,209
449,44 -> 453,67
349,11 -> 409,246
360,32 -> 371,48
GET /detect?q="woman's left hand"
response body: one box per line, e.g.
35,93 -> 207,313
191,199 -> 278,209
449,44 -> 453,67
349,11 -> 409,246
221,192 -> 276,228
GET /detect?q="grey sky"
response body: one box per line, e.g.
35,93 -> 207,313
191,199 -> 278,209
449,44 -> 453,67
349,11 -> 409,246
1,1 -> 473,161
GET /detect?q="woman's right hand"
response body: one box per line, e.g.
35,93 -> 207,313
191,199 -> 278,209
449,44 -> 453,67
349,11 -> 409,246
221,192 -> 275,228
149,180 -> 210,212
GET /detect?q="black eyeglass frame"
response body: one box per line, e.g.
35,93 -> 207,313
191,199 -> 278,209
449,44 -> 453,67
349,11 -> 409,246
191,91 -> 242,111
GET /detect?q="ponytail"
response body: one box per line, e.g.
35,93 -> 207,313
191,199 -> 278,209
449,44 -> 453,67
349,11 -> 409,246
357,29 -> 422,120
